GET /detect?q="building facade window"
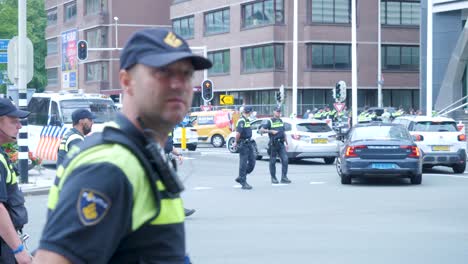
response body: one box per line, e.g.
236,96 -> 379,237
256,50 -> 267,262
46,8 -> 57,26
307,43 -> 351,69
172,16 -> 194,39
85,0 -> 107,15
47,68 -> 58,86
381,0 -> 420,26
64,1 -> 77,22
86,62 -> 109,81
308,0 -> 350,24
208,50 -> 230,75
86,27 -> 108,48
242,44 -> 284,72
46,38 -> 58,55
382,45 -> 419,70
241,0 -> 284,29
204,8 -> 230,35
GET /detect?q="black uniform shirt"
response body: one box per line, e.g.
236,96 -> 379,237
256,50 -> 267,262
236,116 -> 252,140
263,117 -> 286,141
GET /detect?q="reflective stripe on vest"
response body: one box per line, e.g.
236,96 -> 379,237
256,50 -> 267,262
270,119 -> 284,128
48,144 -> 184,230
1,154 -> 17,184
236,117 -> 251,128
58,133 -> 84,152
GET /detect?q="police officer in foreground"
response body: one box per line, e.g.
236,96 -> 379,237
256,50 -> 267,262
234,106 -> 256,190
0,98 -> 31,263
260,106 -> 291,184
164,130 -> 196,217
33,28 -> 212,263
56,109 -> 95,166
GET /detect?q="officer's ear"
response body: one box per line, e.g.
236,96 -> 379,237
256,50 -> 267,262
119,69 -> 135,96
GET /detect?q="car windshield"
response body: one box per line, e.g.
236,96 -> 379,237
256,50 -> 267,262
413,121 -> 458,132
297,123 -> 332,133
61,99 -> 117,124
351,125 -> 410,141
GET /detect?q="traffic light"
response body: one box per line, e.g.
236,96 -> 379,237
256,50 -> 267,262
77,40 -> 88,61
335,83 -> 341,100
201,79 -> 214,101
276,91 -> 282,103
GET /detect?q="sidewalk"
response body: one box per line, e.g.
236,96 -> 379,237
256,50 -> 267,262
19,166 -> 56,196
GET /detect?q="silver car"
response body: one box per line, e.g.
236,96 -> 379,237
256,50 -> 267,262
226,118 -> 339,164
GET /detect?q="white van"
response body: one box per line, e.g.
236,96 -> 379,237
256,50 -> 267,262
27,91 -> 118,164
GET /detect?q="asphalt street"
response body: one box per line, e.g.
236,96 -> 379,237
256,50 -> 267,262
23,144 -> 468,263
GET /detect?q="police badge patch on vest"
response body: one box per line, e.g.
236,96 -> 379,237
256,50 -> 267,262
77,189 -> 111,226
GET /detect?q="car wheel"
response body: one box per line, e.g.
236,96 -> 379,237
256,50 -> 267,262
187,145 -> 197,151
410,174 -> 422,185
324,157 -> 335,165
452,163 -> 466,174
227,137 -> 238,153
336,158 -> 351,184
211,134 -> 225,148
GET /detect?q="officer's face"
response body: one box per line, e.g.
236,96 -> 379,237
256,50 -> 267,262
82,118 -> 93,135
273,110 -> 281,117
124,60 -> 194,129
0,116 -> 21,143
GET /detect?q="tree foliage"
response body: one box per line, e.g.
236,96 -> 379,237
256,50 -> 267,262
0,0 -> 46,94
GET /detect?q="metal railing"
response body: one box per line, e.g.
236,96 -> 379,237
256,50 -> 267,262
437,95 -> 468,116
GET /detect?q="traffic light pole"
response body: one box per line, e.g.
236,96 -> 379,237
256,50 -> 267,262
18,0 -> 29,183
191,46 -> 208,105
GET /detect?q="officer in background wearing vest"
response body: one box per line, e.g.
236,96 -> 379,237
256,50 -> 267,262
260,106 -> 291,184
0,98 -> 31,263
233,106 -> 256,190
164,130 -> 196,217
33,28 -> 212,263
56,109 -> 95,167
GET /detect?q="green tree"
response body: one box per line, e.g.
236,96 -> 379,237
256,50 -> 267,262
0,0 -> 46,94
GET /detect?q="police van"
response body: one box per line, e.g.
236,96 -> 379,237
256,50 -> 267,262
27,91 -> 118,164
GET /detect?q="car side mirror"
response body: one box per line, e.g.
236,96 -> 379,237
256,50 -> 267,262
49,114 -> 62,127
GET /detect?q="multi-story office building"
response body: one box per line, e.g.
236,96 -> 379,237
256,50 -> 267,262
171,0 -> 421,115
44,0 -> 172,98
420,0 -> 468,114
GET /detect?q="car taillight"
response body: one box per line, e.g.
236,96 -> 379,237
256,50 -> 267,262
291,134 -> 301,140
345,145 -> 366,157
401,145 -> 420,158
458,134 -> 466,141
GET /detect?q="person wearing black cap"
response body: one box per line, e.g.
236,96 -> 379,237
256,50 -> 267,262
56,109 -> 95,167
234,106 -> 256,190
34,28 -> 212,264
0,98 -> 32,263
260,106 -> 291,184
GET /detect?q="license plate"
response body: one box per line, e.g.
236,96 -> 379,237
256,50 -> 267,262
432,145 -> 450,151
371,163 -> 397,169
312,138 -> 328,144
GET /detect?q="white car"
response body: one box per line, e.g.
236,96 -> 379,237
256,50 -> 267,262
393,115 -> 467,173
226,118 -> 339,164
173,125 -> 198,151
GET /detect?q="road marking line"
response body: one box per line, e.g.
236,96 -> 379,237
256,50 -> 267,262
233,185 -> 242,188
193,186 -> 213,190
272,183 -> 290,186
426,174 -> 468,179
309,181 -> 326,185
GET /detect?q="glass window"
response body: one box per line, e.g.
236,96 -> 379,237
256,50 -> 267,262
309,0 -> 350,24
64,1 -> 77,22
86,27 -> 108,48
208,50 -> 230,75
86,62 -> 109,81
60,99 -> 117,124
307,43 -> 351,69
205,8 -> 230,35
46,8 -> 57,26
298,123 -> 332,132
381,0 -> 420,26
46,38 -> 58,55
241,44 -> 284,72
172,16 -> 194,39
413,121 -> 458,132
47,68 -> 58,86
382,45 -> 419,70
242,0 -> 284,28
27,97 -> 50,126
86,0 -> 107,15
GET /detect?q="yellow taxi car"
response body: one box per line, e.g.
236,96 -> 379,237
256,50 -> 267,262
190,109 -> 240,147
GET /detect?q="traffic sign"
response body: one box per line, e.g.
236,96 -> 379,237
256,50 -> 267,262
7,36 -> 34,85
0,39 -> 9,50
220,95 -> 234,105
0,52 -> 7,64
333,102 -> 346,112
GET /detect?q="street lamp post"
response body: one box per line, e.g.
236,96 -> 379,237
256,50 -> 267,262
114,16 -> 119,49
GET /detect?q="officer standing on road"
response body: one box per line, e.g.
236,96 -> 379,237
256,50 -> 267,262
234,106 -> 256,190
260,106 -> 291,184
33,28 -> 212,263
164,129 -> 196,217
0,98 -> 31,263
56,109 -> 95,167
